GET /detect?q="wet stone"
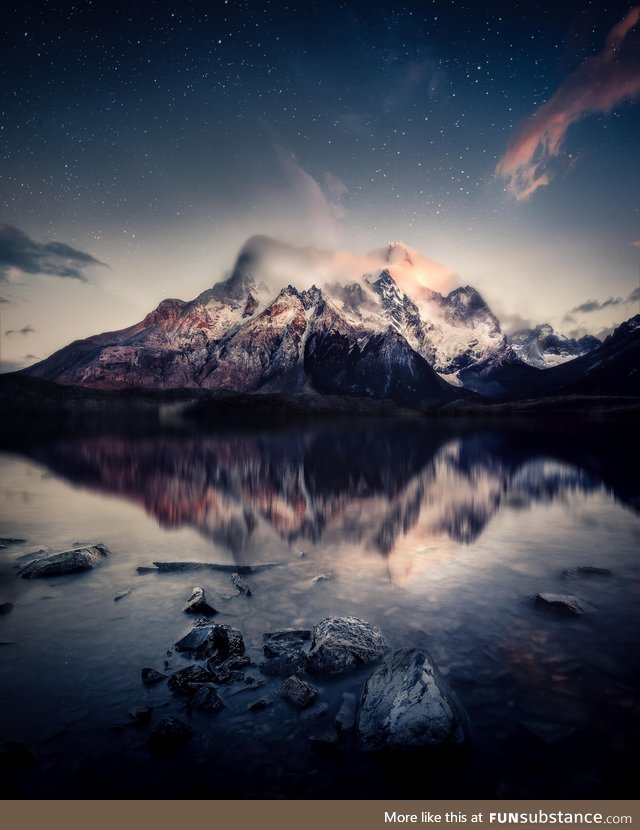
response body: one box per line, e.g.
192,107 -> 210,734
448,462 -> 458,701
307,616 -> 387,676
149,717 -> 194,751
358,647 -> 470,752
534,593 -> 584,615
191,684 -> 224,713
260,648 -> 308,677
248,697 -> 273,712
263,628 -> 312,658
141,667 -> 167,685
19,544 -> 110,578
281,675 -> 318,708
184,586 -> 217,616
168,665 -> 214,695
231,573 -> 253,596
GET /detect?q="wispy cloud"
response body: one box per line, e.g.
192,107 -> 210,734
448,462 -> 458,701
496,6 -> 640,200
564,285 -> 640,317
632,240 -> 640,247
0,223 -> 108,282
5,324 -> 35,337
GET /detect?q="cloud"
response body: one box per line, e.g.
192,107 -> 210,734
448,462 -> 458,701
496,6 -> 640,200
5,324 -> 35,337
495,311 -> 539,335
632,240 -> 640,247
226,234 -> 455,298
274,147 -> 348,244
564,285 -> 640,318
0,295 -> 9,303
0,223 -> 108,282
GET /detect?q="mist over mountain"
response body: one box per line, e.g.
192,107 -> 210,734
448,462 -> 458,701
18,236 -> 640,404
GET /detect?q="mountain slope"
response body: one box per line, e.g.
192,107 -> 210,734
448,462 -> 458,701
508,324 -> 600,369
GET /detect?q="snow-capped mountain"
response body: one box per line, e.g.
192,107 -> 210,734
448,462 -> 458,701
508,324 -> 600,369
21,236 -> 511,402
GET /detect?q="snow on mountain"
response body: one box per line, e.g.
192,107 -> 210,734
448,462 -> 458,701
508,324 -> 600,369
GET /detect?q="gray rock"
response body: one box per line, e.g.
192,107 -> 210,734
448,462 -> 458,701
184,586 -> 217,615
281,675 -> 318,708
534,593 -> 584,615
152,561 -> 282,574
0,538 -> 26,547
0,603 -> 13,615
231,573 -> 253,596
175,622 -> 245,659
260,648 -> 308,677
312,572 -> 333,584
114,588 -> 133,601
307,616 -> 387,675
248,697 -> 273,712
263,628 -> 311,658
168,665 -> 214,695
19,543 -> 110,578
191,684 -> 224,712
149,717 -> 194,751
141,667 -> 167,685
136,566 -> 157,574
358,647 -> 470,752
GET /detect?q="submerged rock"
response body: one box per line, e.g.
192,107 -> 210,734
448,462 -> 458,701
534,593 -> 584,615
141,667 -> 167,685
149,717 -> 194,751
562,566 -> 612,578
248,697 -> 273,712
168,665 -> 214,695
358,647 -> 470,752
152,561 -> 282,574
191,684 -> 224,712
114,588 -> 133,602
307,616 -> 387,675
260,649 -> 308,677
184,586 -> 217,616
129,707 -> 153,727
0,538 -> 26,548
281,675 -> 318,708
231,573 -> 253,596
19,544 -> 110,578
263,628 -> 311,657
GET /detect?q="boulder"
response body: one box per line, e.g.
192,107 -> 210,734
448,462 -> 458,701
19,544 -> 110,578
231,573 -> 253,596
191,684 -> 224,712
307,616 -> 387,675
184,586 -> 217,616
263,628 -> 311,658
534,593 -> 583,615
260,648 -> 308,677
358,648 -> 469,752
141,667 -> 167,685
168,665 -> 214,695
281,675 -> 318,708
175,622 -> 244,659
149,717 -> 193,751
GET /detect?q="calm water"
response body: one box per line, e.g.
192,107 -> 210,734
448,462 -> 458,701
0,418 -> 639,798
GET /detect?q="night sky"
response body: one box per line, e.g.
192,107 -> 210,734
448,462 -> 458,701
1,0 -> 639,370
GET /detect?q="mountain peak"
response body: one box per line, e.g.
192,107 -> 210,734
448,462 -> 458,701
385,241 -> 414,267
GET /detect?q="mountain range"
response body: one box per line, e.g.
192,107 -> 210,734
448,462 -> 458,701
19,237 -> 640,405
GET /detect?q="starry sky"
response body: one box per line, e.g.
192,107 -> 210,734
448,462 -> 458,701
1,0 -> 640,371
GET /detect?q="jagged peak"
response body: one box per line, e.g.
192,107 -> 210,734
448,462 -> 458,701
385,241 -> 414,266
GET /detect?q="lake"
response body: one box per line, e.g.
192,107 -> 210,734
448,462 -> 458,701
0,416 -> 638,798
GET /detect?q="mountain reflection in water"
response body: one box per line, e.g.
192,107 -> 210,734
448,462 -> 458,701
21,420 -> 638,561
1,417 -> 639,799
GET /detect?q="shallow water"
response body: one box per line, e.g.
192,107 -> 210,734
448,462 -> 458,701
0,418 -> 638,798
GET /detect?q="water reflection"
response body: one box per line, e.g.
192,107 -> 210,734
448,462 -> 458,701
18,420 -> 638,558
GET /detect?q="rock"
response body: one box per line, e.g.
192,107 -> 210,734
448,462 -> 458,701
248,697 -> 273,712
129,707 -> 153,727
307,616 -> 387,675
206,656 -> 245,684
263,628 -> 311,657
229,677 -> 267,696
184,586 -> 217,615
336,692 -> 357,737
231,573 -> 253,596
358,647 -> 470,752
534,593 -> 584,615
175,621 -> 245,660
300,702 -> 330,721
136,566 -> 157,575
19,544 -> 110,578
281,675 -> 318,708
191,684 -> 224,712
168,665 -> 214,695
114,588 -> 133,602
312,573 -> 333,584
152,561 -> 282,574
141,667 -> 167,685
0,603 -> 13,615
260,648 -> 308,677
0,741 -> 37,773
149,717 -> 194,751
563,566 -> 612,578
0,538 -> 26,547
175,625 -> 216,655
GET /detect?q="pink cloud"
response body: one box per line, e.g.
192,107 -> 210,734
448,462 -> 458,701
496,7 -> 640,200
